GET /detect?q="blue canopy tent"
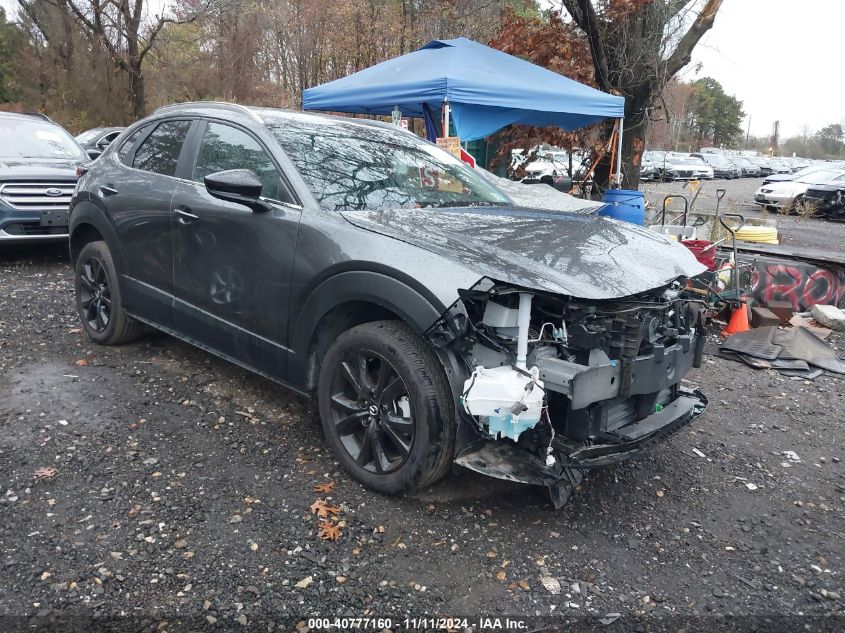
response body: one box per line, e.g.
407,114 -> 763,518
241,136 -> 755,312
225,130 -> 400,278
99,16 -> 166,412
302,37 -> 626,178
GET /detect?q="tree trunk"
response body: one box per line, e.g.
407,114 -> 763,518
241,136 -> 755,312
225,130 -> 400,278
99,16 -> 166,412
620,98 -> 648,190
129,61 -> 144,121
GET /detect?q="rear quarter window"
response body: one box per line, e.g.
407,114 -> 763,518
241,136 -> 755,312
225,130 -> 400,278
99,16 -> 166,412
117,125 -> 152,165
131,120 -> 192,176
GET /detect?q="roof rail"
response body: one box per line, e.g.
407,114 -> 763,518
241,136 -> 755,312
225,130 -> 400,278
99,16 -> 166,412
0,111 -> 54,123
152,101 -> 263,124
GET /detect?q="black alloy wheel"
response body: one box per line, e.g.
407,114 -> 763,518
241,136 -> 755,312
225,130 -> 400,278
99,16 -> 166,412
78,256 -> 111,333
317,321 -> 456,494
327,350 -> 415,474
74,240 -> 142,345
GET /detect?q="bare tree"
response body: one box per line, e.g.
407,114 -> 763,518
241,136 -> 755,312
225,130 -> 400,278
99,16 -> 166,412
37,0 -> 207,119
560,0 -> 724,188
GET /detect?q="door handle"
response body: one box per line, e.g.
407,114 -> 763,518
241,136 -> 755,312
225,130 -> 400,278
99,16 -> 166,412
174,207 -> 199,224
99,185 -> 118,197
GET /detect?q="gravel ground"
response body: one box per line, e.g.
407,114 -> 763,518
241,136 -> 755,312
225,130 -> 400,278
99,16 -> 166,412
1,244 -> 844,632
641,177 -> 845,253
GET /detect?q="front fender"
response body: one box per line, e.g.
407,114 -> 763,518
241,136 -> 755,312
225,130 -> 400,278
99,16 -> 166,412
290,269 -> 444,366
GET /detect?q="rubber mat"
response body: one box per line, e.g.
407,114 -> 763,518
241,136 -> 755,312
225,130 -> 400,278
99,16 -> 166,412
720,326 -> 782,360
772,327 -> 845,374
718,350 -> 771,369
770,358 -> 809,370
779,368 -> 824,380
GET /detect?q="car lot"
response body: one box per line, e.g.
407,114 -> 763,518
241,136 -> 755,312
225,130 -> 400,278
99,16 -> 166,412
641,176 -> 845,253
1,244 -> 843,629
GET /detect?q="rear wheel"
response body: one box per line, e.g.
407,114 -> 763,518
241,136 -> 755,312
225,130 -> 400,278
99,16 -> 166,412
74,241 -> 142,345
317,321 -> 455,494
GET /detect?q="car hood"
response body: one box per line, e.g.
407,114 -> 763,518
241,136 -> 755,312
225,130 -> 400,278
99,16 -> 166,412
761,181 -> 807,195
764,173 -> 795,183
341,206 -> 705,300
0,159 -> 83,179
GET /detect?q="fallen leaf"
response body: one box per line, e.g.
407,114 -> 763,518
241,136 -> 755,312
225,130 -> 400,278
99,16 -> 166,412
34,467 -> 57,480
317,520 -> 341,541
518,580 -> 529,590
656,490 -> 664,498
309,499 -> 340,519
250,542 -> 259,551
67,327 -> 82,334
312,482 -> 335,494
75,359 -> 89,366
496,571 -> 507,581
174,539 -> 188,549
127,504 -> 142,517
294,575 -> 313,589
40,572 -> 51,581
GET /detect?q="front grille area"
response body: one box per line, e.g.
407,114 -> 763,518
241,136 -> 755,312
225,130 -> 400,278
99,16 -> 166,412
0,180 -> 75,211
1,221 -> 68,236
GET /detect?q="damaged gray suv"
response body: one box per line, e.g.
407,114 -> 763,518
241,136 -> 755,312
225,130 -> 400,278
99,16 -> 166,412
69,102 -> 707,506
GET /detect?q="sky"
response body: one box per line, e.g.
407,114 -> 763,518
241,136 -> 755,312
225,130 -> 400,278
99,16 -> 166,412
686,0 -> 845,138
3,0 -> 843,139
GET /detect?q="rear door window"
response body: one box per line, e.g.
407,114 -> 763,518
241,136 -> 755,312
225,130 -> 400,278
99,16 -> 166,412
132,120 -> 192,176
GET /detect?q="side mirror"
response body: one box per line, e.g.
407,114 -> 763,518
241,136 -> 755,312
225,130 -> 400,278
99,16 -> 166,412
204,169 -> 271,213
87,149 -> 103,161
96,139 -> 111,149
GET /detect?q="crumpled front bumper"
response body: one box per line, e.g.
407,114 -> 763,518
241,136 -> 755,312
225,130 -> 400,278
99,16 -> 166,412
455,387 -> 708,487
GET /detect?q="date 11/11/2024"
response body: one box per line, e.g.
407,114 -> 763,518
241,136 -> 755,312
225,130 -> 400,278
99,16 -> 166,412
307,617 -> 528,630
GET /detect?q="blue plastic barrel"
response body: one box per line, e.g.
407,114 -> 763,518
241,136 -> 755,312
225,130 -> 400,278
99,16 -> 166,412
599,189 -> 646,225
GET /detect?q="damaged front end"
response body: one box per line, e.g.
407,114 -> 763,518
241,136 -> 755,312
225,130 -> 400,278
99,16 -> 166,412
427,278 -> 708,508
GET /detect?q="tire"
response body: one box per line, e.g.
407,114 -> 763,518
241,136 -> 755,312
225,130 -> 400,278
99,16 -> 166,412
74,240 -> 142,345
317,320 -> 455,494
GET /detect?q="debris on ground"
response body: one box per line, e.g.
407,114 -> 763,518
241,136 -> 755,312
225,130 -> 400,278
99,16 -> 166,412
33,467 -> 57,479
810,304 -> 845,331
720,324 -> 845,379
789,314 -> 832,340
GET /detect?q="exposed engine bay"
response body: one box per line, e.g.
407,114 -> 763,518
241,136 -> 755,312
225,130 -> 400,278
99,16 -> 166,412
427,277 -> 708,508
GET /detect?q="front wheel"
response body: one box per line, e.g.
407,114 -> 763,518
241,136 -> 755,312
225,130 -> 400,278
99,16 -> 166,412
317,321 -> 455,494
74,240 -> 142,345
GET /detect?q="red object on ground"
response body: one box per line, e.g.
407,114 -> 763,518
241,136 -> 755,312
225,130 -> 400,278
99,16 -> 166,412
682,239 -> 717,271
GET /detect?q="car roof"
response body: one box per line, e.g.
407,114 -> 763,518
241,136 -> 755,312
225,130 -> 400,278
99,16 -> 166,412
151,101 -> 402,135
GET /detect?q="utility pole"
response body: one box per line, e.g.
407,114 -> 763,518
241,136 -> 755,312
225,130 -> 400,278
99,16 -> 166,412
745,115 -> 751,149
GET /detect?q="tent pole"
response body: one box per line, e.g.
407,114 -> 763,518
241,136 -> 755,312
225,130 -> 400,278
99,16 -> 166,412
443,99 -> 450,137
615,117 -> 624,185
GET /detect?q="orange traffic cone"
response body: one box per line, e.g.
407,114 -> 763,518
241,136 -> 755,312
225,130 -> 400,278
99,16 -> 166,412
722,302 -> 750,336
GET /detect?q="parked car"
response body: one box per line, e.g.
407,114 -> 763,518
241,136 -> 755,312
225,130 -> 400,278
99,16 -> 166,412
803,183 -> 845,220
729,156 -> 761,177
746,156 -> 773,176
754,168 -> 845,211
682,155 -> 715,179
520,154 -> 573,192
767,158 -> 793,174
69,102 -> 708,505
653,153 -> 706,180
691,152 -> 737,179
75,126 -> 125,160
763,161 -> 845,185
640,155 -> 658,181
0,111 -> 88,244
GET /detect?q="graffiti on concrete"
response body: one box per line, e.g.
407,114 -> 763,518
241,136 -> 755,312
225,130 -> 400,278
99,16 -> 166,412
748,257 -> 845,311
